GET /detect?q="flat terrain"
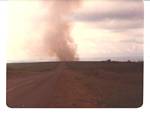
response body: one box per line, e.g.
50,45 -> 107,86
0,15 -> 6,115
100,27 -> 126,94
7,61 -> 143,108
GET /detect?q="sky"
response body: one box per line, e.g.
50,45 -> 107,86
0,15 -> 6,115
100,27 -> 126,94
8,0 -> 144,62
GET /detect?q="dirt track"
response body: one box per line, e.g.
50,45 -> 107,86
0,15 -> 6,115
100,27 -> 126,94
7,62 -> 143,108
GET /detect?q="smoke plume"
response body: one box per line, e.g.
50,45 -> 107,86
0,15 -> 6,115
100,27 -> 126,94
44,0 -> 80,61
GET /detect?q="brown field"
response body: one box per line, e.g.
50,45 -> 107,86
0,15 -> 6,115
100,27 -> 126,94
7,61 -> 143,108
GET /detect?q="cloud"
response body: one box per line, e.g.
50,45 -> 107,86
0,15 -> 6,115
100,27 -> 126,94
119,38 -> 143,44
87,19 -> 143,31
73,8 -> 143,22
8,0 -> 143,62
72,0 -> 143,31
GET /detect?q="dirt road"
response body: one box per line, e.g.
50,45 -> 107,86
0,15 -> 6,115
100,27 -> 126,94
7,62 -> 143,108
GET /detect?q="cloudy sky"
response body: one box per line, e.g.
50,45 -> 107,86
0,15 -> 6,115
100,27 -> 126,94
8,0 -> 144,62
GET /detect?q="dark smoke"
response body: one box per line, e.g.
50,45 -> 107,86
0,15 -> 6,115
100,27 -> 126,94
44,0 -> 80,61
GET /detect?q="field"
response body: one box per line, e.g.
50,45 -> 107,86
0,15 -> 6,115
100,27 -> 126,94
7,61 -> 143,108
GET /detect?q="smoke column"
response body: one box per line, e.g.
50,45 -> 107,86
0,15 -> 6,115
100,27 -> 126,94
44,0 -> 80,61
